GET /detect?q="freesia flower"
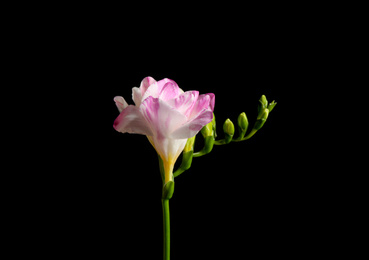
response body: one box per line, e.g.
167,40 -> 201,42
113,77 -> 215,184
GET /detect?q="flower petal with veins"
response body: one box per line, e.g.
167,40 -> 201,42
113,105 -> 153,136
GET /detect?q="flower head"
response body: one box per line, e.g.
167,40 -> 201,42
113,77 -> 215,183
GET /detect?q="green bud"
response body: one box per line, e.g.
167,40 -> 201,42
237,112 -> 249,139
162,181 -> 175,199
223,118 -> 235,136
201,113 -> 218,139
203,135 -> 215,153
201,121 -> 213,138
254,108 -> 269,130
268,100 -> 277,112
258,95 -> 268,114
223,118 -> 235,143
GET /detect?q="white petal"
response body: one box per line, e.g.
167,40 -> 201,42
140,96 -> 188,138
142,82 -> 160,101
153,136 -> 187,165
132,87 -> 142,107
114,96 -> 128,113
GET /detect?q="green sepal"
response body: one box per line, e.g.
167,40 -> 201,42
268,100 -> 277,112
162,181 -> 175,199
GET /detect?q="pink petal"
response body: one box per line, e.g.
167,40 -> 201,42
142,78 -> 180,102
170,93 -> 215,139
207,93 -> 215,111
170,109 -> 213,139
139,76 -> 156,97
189,94 -> 212,119
167,91 -> 199,118
157,78 -> 179,90
140,96 -> 187,138
159,82 -> 181,101
113,105 -> 153,136
114,96 -> 129,113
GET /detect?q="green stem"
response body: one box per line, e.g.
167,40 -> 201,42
162,199 -> 170,260
236,129 -> 258,142
244,129 -> 258,140
214,139 -> 226,145
193,150 -> 207,157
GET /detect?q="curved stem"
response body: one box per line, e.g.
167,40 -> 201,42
162,199 -> 170,260
231,129 -> 259,142
193,150 -> 208,157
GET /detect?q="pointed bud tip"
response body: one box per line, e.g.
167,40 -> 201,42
223,119 -> 235,135
201,121 -> 213,138
260,95 -> 268,107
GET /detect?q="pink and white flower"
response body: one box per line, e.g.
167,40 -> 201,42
113,77 -> 215,183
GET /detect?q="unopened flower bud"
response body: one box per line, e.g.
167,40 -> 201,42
223,118 -> 235,143
201,121 -> 213,138
237,112 -> 249,139
258,95 -> 268,114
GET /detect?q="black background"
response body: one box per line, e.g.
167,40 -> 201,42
14,5 -> 349,259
